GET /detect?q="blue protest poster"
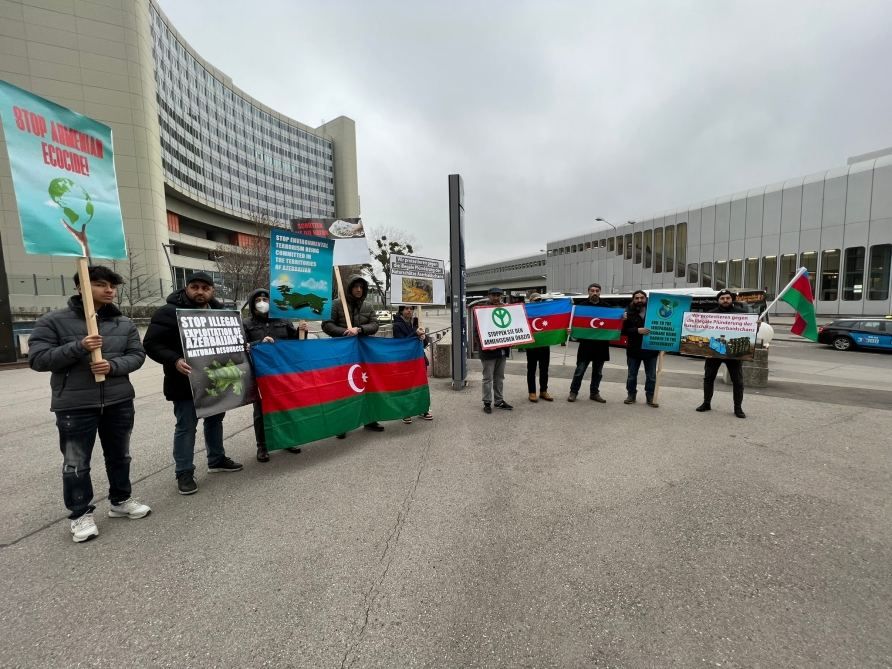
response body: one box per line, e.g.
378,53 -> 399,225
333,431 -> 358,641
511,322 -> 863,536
269,229 -> 334,321
642,292 -> 693,352
0,80 -> 126,258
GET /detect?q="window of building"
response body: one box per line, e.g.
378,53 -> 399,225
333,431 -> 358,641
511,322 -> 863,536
643,230 -> 652,269
700,262 -> 712,288
676,222 -> 687,278
728,259 -> 743,289
761,256 -> 777,298
625,234 -> 633,260
600,238 -> 606,249
688,263 -> 698,284
819,249 -> 840,301
664,226 -> 675,274
714,260 -> 727,289
867,244 -> 891,301
634,232 -> 642,264
654,228 -> 663,273
744,258 -> 759,288
607,237 -> 614,253
799,251 -> 817,295
616,236 -> 623,256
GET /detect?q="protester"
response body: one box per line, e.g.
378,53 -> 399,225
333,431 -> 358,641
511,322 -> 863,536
523,293 -> 553,403
322,274 -> 385,436
696,289 -> 747,418
622,290 -> 660,407
243,289 -> 305,461
28,265 -> 150,542
392,305 -> 433,423
143,271 -> 243,496
567,283 -> 609,403
478,287 -> 513,413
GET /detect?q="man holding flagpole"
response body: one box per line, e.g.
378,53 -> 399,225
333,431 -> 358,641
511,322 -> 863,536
567,283 -> 611,403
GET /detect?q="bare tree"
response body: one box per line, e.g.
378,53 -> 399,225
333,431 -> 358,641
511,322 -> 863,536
213,214 -> 275,306
111,250 -> 165,317
365,226 -> 418,308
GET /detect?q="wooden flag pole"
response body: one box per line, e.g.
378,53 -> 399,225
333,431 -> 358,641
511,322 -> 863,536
651,350 -> 665,405
334,266 -> 353,330
299,319 -> 308,340
76,257 -> 105,382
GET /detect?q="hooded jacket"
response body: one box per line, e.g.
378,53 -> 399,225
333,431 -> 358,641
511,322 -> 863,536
28,296 -> 145,412
143,288 -> 223,401
322,274 -> 379,337
242,288 -> 299,344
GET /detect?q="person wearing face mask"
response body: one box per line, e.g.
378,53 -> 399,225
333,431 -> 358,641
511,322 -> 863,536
243,289 -> 307,462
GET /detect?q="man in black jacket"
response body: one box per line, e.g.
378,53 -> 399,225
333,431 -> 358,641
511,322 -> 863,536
478,288 -> 514,414
28,265 -> 150,543
696,289 -> 747,418
622,290 -> 660,407
568,283 -> 610,403
243,288 -> 305,461
143,272 -> 242,496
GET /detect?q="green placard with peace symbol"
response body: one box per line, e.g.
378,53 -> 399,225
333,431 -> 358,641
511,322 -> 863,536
491,307 -> 512,329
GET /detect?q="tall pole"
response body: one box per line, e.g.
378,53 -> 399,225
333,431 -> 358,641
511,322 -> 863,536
595,218 -> 617,293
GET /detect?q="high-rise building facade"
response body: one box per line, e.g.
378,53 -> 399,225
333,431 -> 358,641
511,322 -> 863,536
0,0 -> 359,313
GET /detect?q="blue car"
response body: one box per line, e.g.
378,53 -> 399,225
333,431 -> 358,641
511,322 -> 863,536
817,318 -> 892,351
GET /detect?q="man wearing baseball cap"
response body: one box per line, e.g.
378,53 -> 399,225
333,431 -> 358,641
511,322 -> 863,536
478,288 -> 513,414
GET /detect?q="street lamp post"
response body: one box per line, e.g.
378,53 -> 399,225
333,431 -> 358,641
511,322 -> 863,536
595,217 -> 617,293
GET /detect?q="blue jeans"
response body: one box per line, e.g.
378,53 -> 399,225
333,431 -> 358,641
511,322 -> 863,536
172,399 -> 226,476
626,356 -> 657,399
570,358 -> 604,395
55,400 -> 134,519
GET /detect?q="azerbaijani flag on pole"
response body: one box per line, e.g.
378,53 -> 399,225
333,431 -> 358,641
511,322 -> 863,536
516,298 -> 572,349
570,304 -> 624,341
251,337 -> 429,449
779,268 -> 818,341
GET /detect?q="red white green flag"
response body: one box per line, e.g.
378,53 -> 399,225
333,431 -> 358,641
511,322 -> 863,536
516,298 -> 571,349
779,269 -> 818,341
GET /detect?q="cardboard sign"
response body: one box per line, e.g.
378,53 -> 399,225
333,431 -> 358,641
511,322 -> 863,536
269,229 -> 334,321
680,312 -> 758,360
176,309 -> 255,418
290,217 -> 368,266
474,304 -> 534,350
390,254 -> 446,306
643,293 -> 693,352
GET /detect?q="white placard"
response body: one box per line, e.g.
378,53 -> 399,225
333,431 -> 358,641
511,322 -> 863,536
474,304 -> 535,350
390,255 -> 446,306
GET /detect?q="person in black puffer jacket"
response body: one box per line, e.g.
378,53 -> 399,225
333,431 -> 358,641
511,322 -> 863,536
143,271 -> 242,496
622,290 -> 660,407
393,305 -> 433,423
696,289 -> 747,419
243,288 -> 305,461
28,265 -> 150,542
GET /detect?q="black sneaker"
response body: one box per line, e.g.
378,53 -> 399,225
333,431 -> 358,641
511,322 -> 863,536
176,473 -> 198,495
483,403 -> 492,414
285,447 -> 302,454
495,401 -> 513,410
208,457 -> 243,473
364,422 -> 385,432
695,403 -> 711,412
734,407 -> 747,419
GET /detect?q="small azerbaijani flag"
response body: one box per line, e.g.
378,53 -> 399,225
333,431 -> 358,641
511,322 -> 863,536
779,269 -> 818,341
251,337 -> 429,449
516,298 -> 572,349
570,304 -> 625,341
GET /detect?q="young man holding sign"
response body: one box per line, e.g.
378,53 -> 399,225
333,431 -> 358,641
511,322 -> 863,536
28,266 -> 150,543
478,288 -> 514,414
696,290 -> 747,419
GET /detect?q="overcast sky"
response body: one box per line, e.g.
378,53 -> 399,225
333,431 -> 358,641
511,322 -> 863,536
157,0 -> 892,267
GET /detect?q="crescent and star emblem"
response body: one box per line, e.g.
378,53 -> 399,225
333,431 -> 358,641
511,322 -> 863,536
347,364 -> 368,393
531,318 -> 548,332
589,318 -> 606,328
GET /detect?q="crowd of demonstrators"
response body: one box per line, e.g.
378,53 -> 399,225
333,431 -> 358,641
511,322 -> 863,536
697,289 -> 747,418
567,283 -> 609,404
392,305 -> 434,423
478,287 -> 514,414
523,293 -> 553,403
242,289 -> 305,462
28,266 -> 150,542
622,290 -> 660,407
143,272 -> 244,497
322,274 -> 385,437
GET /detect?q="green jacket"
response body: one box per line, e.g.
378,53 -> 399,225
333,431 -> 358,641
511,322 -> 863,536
322,274 -> 379,337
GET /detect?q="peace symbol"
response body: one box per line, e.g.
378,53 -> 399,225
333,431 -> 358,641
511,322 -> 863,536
492,307 -> 512,328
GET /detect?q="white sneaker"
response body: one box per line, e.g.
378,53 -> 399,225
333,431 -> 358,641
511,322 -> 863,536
108,498 -> 151,519
70,513 -> 99,543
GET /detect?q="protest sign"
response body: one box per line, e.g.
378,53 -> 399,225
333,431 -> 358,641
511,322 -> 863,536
679,312 -> 759,360
269,229 -> 334,321
0,80 -> 125,258
291,217 -> 367,266
474,304 -> 534,350
390,255 -> 446,306
643,293 -> 693,352
176,309 -> 255,418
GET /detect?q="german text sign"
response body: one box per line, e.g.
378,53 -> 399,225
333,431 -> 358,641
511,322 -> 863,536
474,304 -> 534,350
679,312 -> 758,360
390,255 -> 446,305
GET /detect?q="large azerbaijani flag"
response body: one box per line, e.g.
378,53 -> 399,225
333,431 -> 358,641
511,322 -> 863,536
251,337 -> 430,449
779,269 -> 818,341
570,304 -> 625,341
516,298 -> 572,349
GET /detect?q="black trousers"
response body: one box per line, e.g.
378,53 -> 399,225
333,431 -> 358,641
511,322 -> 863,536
703,359 -> 744,408
525,347 -> 550,394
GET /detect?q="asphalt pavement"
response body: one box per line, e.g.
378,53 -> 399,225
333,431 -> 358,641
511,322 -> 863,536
1,335 -> 890,667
